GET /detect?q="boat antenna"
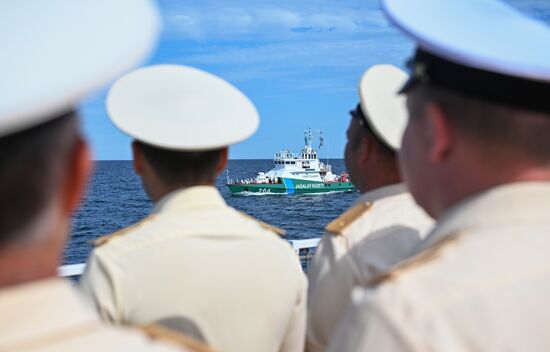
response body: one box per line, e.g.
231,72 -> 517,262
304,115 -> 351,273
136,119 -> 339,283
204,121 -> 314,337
319,130 -> 328,165
327,142 -> 329,165
304,128 -> 314,148
325,135 -> 328,165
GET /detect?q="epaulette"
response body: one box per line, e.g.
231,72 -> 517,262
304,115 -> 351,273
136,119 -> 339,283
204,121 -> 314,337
92,215 -> 156,247
366,231 -> 466,287
238,211 -> 286,237
140,324 -> 217,352
325,201 -> 372,235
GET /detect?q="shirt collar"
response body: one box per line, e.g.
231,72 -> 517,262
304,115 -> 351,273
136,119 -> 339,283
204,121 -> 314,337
153,185 -> 227,214
420,181 -> 550,249
354,182 -> 408,205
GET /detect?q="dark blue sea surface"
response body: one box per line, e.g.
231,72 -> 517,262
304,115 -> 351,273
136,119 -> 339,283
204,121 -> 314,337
65,159 -> 358,264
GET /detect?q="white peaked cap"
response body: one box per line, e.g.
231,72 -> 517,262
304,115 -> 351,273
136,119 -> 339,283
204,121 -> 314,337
381,0 -> 550,114
358,64 -> 408,150
382,0 -> 550,82
0,0 -> 160,138
106,65 -> 260,151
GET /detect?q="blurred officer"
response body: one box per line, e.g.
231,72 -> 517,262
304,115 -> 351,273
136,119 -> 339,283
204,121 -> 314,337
80,65 -> 307,352
328,0 -> 550,351
306,64 -> 433,351
0,1 -> 208,351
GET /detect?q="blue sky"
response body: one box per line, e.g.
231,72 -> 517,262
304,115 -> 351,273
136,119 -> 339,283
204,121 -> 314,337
80,0 -> 550,160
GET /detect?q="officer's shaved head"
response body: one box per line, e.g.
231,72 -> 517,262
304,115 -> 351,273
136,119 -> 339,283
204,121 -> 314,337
134,141 -> 224,188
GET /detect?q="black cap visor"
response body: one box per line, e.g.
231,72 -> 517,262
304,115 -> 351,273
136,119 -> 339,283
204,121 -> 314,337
402,48 -> 550,114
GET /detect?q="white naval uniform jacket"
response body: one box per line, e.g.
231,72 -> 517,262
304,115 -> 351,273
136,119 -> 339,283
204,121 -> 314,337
328,182 -> 550,352
80,186 -> 307,352
306,183 -> 433,351
0,278 -> 195,352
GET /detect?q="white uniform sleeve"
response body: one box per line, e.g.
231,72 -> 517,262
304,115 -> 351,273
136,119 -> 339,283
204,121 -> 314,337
79,250 -> 122,323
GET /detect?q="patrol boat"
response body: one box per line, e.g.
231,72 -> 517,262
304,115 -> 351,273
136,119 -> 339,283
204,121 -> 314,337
226,129 -> 355,194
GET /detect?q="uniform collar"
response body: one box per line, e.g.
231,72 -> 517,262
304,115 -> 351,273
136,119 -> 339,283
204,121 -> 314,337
354,182 -> 407,205
420,181 -> 550,250
0,278 -> 97,347
153,185 -> 227,214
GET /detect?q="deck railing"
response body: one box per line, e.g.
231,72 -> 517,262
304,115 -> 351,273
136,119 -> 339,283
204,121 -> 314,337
58,263 -> 87,278
289,238 -> 320,272
58,238 -> 321,278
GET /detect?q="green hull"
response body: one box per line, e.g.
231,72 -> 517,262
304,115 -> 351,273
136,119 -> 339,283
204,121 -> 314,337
227,178 -> 355,195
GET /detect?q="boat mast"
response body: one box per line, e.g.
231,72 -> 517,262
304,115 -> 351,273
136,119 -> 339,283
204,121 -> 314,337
303,128 -> 324,156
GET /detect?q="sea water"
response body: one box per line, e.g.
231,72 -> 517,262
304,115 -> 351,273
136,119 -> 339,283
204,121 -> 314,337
64,159 -> 358,265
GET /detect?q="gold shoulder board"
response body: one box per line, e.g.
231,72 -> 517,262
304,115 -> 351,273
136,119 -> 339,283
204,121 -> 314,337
325,201 -> 372,235
93,215 -> 156,247
140,324 -> 216,352
238,211 -> 286,237
367,231 -> 466,287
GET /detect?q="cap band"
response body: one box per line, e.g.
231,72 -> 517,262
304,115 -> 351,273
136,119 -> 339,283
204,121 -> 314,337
402,49 -> 550,114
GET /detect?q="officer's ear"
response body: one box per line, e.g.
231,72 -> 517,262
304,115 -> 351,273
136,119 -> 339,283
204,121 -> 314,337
425,101 -> 453,163
215,147 -> 229,175
61,137 -> 93,214
132,141 -> 145,176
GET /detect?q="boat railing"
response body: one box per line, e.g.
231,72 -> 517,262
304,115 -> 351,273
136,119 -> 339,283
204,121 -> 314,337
289,238 -> 320,272
58,263 -> 86,278
274,151 -> 300,160
58,238 -> 321,279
